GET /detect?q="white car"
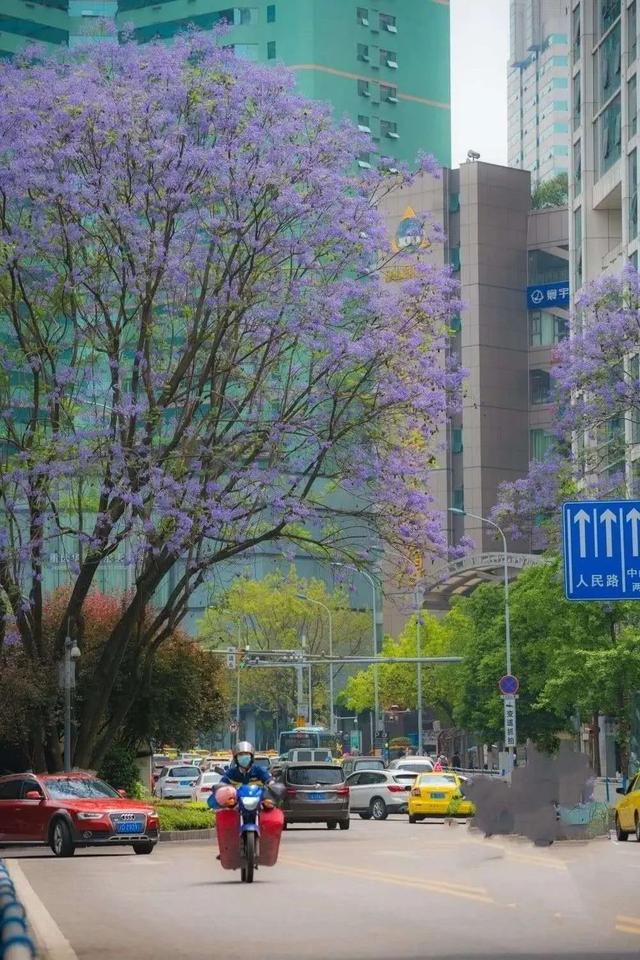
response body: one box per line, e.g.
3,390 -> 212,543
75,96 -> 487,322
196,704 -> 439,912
190,770 -> 222,803
346,770 -> 417,820
153,764 -> 200,799
388,757 -> 435,775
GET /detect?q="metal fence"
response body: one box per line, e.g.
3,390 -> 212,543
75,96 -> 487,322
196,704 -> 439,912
0,861 -> 36,959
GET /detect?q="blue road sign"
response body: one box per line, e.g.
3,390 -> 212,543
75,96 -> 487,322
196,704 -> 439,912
563,500 -> 640,601
498,674 -> 520,695
526,280 -> 570,310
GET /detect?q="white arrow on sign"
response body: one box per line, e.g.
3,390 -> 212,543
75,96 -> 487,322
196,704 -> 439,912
627,508 -> 640,557
600,508 -> 617,558
573,509 -> 591,558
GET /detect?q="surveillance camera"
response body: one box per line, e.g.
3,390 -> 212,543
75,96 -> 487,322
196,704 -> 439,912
70,644 -> 81,661
467,149 -> 481,161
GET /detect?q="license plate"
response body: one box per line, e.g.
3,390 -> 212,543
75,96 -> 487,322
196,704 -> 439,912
180,780 -> 192,786
308,792 -> 327,801
430,792 -> 446,799
116,821 -> 142,834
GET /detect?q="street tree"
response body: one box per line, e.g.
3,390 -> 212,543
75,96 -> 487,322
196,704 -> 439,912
0,36 -> 462,769
198,571 -> 371,731
0,589 -> 226,767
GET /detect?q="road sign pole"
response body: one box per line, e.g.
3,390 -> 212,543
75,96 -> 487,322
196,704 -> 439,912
236,644 -> 241,736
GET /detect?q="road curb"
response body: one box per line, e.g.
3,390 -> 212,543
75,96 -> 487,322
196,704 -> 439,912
159,829 -> 216,842
5,859 -> 78,960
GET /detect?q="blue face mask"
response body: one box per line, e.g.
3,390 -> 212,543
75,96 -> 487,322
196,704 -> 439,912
237,754 -> 252,769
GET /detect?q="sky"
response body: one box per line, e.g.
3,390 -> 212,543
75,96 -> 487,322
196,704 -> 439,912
450,0 -> 510,168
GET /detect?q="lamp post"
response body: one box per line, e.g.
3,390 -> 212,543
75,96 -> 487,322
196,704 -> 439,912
332,563 -> 380,750
414,585 -> 424,755
62,633 -> 81,772
297,594 -> 335,733
449,506 -> 514,762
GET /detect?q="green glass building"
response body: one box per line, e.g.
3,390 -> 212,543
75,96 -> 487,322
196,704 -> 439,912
1,1 -> 451,167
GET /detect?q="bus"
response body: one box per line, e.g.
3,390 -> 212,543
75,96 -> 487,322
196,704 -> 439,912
278,726 -> 340,758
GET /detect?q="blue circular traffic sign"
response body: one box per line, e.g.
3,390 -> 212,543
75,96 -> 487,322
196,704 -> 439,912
498,674 -> 519,695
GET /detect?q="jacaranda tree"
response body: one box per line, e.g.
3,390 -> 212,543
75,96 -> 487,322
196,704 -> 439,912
0,35 -> 462,770
493,266 -> 640,544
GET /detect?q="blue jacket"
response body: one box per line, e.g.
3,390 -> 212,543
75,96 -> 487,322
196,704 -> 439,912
221,762 -> 272,787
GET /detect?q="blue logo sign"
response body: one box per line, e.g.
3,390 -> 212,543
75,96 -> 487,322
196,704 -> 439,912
563,500 -> 640,601
527,281 -> 570,310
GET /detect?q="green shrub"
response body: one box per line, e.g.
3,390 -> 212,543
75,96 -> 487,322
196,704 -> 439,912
98,743 -> 142,798
154,800 -> 215,831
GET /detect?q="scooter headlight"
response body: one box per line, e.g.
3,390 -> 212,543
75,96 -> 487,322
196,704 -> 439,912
241,795 -> 260,811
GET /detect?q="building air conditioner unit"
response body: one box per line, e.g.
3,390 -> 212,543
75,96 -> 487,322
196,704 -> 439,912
386,59 -> 398,69
385,24 -> 398,33
387,131 -> 400,139
386,95 -> 398,103
360,17 -> 369,26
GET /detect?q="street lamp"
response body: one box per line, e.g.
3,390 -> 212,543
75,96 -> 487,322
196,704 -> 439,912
62,634 -> 81,772
332,563 -> 381,749
297,594 -> 334,733
449,506 -> 514,763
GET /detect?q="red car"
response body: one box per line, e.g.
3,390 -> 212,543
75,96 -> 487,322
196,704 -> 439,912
0,771 -> 159,857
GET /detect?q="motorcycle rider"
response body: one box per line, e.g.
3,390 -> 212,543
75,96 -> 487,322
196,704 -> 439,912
220,741 -> 273,788
211,742 -> 275,859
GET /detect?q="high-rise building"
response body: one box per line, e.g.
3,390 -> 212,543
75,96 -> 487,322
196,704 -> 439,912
0,1 -> 451,169
569,0 -> 639,291
508,0 -> 571,184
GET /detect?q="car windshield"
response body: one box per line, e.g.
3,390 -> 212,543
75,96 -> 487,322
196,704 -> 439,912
202,774 -> 220,784
45,778 -> 119,800
169,767 -> 199,777
417,775 -> 458,787
356,760 -> 385,770
287,766 -> 344,785
396,762 -> 434,773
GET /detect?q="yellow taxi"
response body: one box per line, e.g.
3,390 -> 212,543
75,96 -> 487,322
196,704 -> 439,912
615,772 -> 640,841
408,771 -> 475,823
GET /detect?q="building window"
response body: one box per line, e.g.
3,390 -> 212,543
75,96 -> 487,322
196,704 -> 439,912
599,22 -> 621,105
571,141 -> 581,197
357,152 -> 372,169
452,428 -> 463,454
267,4 -> 276,23
573,71 -> 581,131
530,429 -> 554,461
380,83 -> 397,103
357,6 -> 369,25
630,149 -> 638,241
450,313 -> 462,333
450,246 -> 461,272
600,0 -> 621,37
267,40 -> 276,59
630,1 -> 638,63
357,79 -> 370,97
528,312 -> 568,346
357,43 -> 370,62
449,192 -> 460,213
380,49 -> 398,68
452,488 -> 465,512
572,4 -> 581,60
574,206 -> 583,288
553,121 -> 569,133
599,93 -> 622,175
381,119 -> 398,138
380,12 -> 397,32
358,114 -> 371,132
530,369 -> 552,405
629,73 -> 638,138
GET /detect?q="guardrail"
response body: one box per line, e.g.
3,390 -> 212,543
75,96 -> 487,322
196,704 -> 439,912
0,861 -> 36,959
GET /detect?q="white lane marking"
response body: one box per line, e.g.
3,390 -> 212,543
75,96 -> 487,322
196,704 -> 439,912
6,859 -> 79,960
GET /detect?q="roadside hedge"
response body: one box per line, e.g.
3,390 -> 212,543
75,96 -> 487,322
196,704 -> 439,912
154,800 -> 215,832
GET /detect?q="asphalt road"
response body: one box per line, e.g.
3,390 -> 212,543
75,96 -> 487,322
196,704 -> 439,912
6,817 -> 640,960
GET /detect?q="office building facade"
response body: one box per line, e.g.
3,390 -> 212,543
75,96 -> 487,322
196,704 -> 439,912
569,0 -> 639,289
0,1 -> 451,169
508,0 -> 571,183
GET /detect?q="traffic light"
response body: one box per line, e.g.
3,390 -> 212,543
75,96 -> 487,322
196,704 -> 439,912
239,648 -> 248,669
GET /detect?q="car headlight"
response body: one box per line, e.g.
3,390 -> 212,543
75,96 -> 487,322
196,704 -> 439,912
76,812 -> 106,820
241,796 -> 260,811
